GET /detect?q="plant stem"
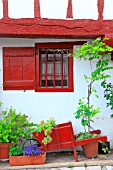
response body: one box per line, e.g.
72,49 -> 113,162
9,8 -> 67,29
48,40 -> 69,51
87,80 -> 94,133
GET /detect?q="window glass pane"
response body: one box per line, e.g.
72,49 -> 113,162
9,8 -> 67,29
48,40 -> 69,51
63,49 -> 68,87
47,49 -> 53,75
55,49 -> 61,87
48,49 -> 54,61
47,63 -> 53,74
41,79 -> 45,87
47,49 -> 54,87
47,79 -> 53,87
40,48 -> 69,88
40,49 -> 46,87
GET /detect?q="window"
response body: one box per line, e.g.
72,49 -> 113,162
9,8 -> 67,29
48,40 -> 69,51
3,43 -> 74,92
35,43 -> 73,92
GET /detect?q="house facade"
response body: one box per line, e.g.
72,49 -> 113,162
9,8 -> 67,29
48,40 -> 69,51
1,0 -> 113,147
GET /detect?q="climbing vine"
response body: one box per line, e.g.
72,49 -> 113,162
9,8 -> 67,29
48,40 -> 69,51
73,38 -> 113,133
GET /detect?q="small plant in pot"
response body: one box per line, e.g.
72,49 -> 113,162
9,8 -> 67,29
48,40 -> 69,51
0,107 -> 37,159
9,144 -> 46,166
72,38 -> 113,158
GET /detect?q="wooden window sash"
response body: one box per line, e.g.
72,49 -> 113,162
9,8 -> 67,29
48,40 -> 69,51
35,43 -> 74,92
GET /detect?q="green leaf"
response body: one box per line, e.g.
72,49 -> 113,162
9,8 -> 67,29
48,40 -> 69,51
81,119 -> 88,126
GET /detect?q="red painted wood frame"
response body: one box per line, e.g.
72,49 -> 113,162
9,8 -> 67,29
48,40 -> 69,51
3,0 -> 9,19
66,0 -> 73,19
97,0 -> 104,20
3,47 -> 35,90
35,42 -> 74,92
34,0 -> 41,18
1,0 -> 107,41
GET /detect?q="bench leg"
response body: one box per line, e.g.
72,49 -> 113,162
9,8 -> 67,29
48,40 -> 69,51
72,146 -> 78,162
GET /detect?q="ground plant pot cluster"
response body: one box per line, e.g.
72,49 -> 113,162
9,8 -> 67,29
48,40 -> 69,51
0,107 -> 46,166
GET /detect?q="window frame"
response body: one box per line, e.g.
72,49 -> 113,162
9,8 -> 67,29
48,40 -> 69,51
35,42 -> 74,92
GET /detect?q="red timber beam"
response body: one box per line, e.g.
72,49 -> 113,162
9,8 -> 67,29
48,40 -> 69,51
3,0 -> 9,19
34,0 -> 41,18
0,18 -> 113,38
66,0 -> 73,19
97,0 -> 104,20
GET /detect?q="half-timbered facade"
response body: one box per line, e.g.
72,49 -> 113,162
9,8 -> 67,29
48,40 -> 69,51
1,0 -> 113,147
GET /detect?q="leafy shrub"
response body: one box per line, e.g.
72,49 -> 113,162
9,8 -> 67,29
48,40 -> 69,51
0,107 -> 37,143
9,145 -> 24,156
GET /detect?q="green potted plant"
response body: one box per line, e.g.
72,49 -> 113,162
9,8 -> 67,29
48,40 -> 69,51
0,107 -> 36,159
32,118 -> 57,145
72,38 -> 113,158
9,143 -> 46,166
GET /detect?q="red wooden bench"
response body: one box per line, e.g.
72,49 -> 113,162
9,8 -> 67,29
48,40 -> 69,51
33,122 -> 107,162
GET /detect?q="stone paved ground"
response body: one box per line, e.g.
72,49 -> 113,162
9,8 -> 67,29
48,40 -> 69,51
0,150 -> 113,170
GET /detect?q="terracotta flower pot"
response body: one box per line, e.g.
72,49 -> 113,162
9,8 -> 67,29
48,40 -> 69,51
82,141 -> 98,158
9,152 -> 46,166
0,143 -> 12,159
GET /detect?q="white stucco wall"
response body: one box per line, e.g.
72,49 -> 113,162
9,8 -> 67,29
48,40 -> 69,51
8,0 -> 34,18
103,0 -> 113,19
40,0 -> 68,19
0,38 -> 113,148
0,0 -> 3,19
0,0 -> 113,20
73,0 -> 98,19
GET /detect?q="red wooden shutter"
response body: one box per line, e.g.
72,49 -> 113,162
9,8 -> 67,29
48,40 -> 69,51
3,47 -> 35,90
